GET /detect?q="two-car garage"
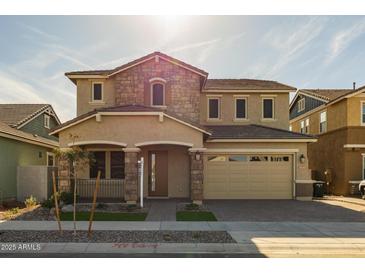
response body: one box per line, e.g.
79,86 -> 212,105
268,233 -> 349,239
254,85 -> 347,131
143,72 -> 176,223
204,154 -> 293,199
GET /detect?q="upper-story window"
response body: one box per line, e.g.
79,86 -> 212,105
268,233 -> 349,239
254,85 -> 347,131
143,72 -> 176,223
44,114 -> 50,129
305,118 -> 310,134
235,97 -> 247,120
320,111 -> 327,133
92,82 -> 104,102
262,98 -> 274,119
298,98 -> 305,112
151,82 -> 165,106
300,120 -> 305,134
361,101 -> 365,126
208,97 -> 221,120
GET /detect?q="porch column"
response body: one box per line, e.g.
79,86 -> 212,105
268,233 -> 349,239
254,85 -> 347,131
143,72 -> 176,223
189,148 -> 206,205
123,148 -> 141,204
58,158 -> 71,192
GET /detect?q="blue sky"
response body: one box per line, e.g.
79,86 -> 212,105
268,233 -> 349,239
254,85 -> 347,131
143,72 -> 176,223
1,16 -> 365,121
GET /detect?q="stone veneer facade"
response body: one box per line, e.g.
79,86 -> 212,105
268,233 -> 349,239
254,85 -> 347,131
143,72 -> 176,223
189,152 -> 204,204
113,58 -> 202,123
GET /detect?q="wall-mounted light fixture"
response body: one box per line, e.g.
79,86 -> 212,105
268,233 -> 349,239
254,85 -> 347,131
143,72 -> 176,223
195,152 -> 201,161
299,154 -> 306,163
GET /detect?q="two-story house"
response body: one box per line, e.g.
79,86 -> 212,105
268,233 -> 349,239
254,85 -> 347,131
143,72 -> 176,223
50,52 -> 316,204
289,86 -> 365,195
0,104 -> 60,201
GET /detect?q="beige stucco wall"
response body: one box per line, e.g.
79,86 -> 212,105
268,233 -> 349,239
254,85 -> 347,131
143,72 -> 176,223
200,92 -> 290,129
76,79 -> 115,116
290,94 -> 365,135
58,115 -> 204,149
204,141 -> 312,181
140,145 -> 190,198
347,95 -> 365,127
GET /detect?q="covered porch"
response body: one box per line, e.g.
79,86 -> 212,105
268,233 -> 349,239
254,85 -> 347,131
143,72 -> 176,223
54,108 -> 209,204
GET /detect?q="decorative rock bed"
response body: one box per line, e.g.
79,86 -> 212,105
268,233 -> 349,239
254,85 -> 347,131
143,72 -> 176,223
0,230 -> 236,243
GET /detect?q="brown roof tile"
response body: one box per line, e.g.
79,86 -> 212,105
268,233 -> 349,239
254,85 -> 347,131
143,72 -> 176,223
204,79 -> 296,90
206,124 -> 315,139
300,89 -> 354,102
0,104 -> 49,127
0,121 -> 58,148
65,51 -> 208,77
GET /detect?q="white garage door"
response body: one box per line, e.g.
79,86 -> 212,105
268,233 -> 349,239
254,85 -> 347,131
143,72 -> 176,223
204,154 -> 293,199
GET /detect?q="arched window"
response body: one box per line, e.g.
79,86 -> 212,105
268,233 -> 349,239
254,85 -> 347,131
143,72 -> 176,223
151,82 -> 165,106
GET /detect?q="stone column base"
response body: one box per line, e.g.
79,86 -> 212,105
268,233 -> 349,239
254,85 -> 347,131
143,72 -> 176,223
123,148 -> 140,204
189,150 -> 204,203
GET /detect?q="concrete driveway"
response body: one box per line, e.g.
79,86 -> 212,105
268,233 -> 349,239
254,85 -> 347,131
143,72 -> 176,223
205,199 -> 365,222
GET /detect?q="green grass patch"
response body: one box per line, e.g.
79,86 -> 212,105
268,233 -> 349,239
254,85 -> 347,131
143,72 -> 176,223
60,212 -> 147,221
176,211 -> 217,221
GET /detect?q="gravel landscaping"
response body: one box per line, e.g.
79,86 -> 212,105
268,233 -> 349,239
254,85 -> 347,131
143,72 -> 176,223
0,230 -> 236,243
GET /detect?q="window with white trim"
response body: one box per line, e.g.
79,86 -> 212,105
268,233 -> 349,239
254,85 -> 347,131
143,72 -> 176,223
320,111 -> 327,133
44,114 -> 50,129
298,98 -> 305,112
262,98 -> 274,119
47,152 -> 55,166
361,102 -> 365,125
235,98 -> 247,119
305,118 -> 310,134
151,82 -> 165,106
92,82 -> 103,102
300,120 -> 305,134
208,98 -> 220,119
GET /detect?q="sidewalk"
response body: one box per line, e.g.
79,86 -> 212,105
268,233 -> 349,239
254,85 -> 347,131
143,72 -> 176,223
1,221 -> 365,257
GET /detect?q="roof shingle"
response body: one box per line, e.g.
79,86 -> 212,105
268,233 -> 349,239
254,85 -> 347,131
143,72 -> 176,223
204,79 -> 296,90
300,89 -> 354,102
0,104 -> 49,127
206,124 -> 315,139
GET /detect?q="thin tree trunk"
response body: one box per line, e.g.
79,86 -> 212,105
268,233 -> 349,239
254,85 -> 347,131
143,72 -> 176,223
52,171 -> 62,234
88,171 -> 101,238
73,164 -> 77,236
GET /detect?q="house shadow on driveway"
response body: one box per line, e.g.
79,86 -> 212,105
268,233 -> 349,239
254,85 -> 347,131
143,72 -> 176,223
205,199 -> 365,222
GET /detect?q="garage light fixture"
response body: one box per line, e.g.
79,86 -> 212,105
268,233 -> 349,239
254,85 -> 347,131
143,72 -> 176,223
299,154 -> 306,163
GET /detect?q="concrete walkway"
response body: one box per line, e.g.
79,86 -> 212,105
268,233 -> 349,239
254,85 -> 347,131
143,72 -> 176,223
145,199 -> 179,221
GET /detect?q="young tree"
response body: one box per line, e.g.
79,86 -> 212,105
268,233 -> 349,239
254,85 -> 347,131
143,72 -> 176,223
54,134 -> 94,236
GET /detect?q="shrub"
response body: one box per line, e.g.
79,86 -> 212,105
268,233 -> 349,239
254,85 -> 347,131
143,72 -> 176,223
24,195 -> 37,208
59,192 -> 73,205
185,203 -> 200,211
96,202 -> 107,209
41,197 -> 54,209
4,207 -> 20,219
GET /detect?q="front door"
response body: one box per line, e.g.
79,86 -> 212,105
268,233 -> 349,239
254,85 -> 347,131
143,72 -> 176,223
148,151 -> 168,197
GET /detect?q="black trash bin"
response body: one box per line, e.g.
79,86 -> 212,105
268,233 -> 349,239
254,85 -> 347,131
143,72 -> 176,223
313,182 -> 325,197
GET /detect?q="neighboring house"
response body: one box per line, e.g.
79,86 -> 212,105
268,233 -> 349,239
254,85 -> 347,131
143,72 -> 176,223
289,86 -> 365,195
50,51 -> 316,204
0,104 -> 60,201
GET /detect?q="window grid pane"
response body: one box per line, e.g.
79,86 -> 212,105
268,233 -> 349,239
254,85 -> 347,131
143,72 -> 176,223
236,99 -> 246,119
209,99 -> 219,119
93,84 -> 102,101
110,151 -> 125,179
263,99 -> 273,119
90,151 -> 106,179
152,83 -> 164,106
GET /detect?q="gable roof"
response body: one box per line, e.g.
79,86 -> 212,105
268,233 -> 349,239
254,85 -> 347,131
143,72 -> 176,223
65,52 -> 209,83
50,104 -> 211,136
0,120 -> 58,148
289,85 -> 365,112
300,89 -> 353,102
206,124 -> 315,140
204,79 -> 296,91
0,104 -> 61,128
